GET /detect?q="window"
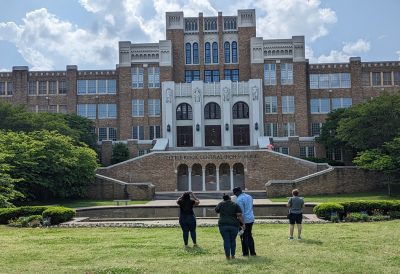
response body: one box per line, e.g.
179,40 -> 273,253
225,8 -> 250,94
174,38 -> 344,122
264,64 -> 276,85
274,147 -> 289,155
204,102 -> 221,119
77,79 -> 115,94
132,99 -> 144,117
132,67 -> 144,88
132,126 -> 144,140
99,104 -> 117,119
232,102 -> 249,119
282,96 -> 295,114
77,80 -> 86,94
372,72 -> 381,86
204,70 -> 220,83
224,69 -> 239,82
176,103 -> 193,120
148,67 -> 160,88
383,72 -> 392,85
327,148 -> 342,161
185,70 -> 200,83
49,105 -> 57,113
212,42 -> 218,63
149,125 -> 161,140
99,127 -> 117,141
264,123 -> 278,137
394,72 -> 400,86
48,81 -> 57,94
311,123 -> 323,136
362,73 -> 370,86
224,42 -> 230,63
204,18 -> 217,31
193,43 -> 199,64
232,41 -> 238,63
185,43 -> 191,64
204,42 -> 211,64
87,80 -> 96,94
330,74 -> 340,88
59,105 -> 67,114
6,82 -> 13,95
265,96 -> 277,114
281,63 -> 293,85
77,104 -> 96,119
98,80 -> 107,94
340,73 -> 351,88
300,146 -> 315,157
283,122 -> 296,136
310,73 -> 351,89
29,81 -> 36,95
39,81 -> 47,95
310,98 -> 330,113
224,17 -> 237,30
185,18 -> 198,31
310,74 -> 319,89
148,99 -> 160,117
0,82 -> 5,95
332,98 -> 352,110
319,74 -> 329,89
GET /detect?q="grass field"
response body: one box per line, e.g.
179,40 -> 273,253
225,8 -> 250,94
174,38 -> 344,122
269,191 -> 400,203
1,221 -> 399,274
23,199 -> 149,208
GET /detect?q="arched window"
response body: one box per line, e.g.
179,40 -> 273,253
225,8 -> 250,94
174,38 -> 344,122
212,42 -> 218,63
205,42 -> 211,64
193,42 -> 199,64
185,43 -> 191,64
176,103 -> 193,120
232,101 -> 249,119
204,102 -> 221,119
232,41 -> 238,63
224,42 -> 230,63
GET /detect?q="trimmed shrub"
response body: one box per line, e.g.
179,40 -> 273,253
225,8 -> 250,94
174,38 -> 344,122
42,207 -> 75,225
388,211 -> 400,219
313,203 -> 344,219
369,215 -> 390,222
344,212 -> 369,222
9,215 -> 43,227
340,200 -> 400,214
0,206 -> 49,224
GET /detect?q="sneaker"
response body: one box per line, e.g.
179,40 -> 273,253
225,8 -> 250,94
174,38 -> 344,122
298,236 -> 302,240
288,237 -> 294,240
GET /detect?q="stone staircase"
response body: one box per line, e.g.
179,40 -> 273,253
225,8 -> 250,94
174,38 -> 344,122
154,190 -> 267,200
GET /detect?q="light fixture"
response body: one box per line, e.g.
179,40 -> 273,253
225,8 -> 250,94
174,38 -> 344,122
225,123 -> 229,131
167,124 -> 171,132
255,122 -> 259,131
196,124 -> 200,131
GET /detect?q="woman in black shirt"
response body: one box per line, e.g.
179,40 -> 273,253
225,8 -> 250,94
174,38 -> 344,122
176,192 -> 200,248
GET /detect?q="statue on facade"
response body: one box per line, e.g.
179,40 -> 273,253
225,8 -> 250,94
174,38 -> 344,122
194,88 -> 201,102
223,87 -> 230,101
166,88 -> 173,103
252,86 -> 259,101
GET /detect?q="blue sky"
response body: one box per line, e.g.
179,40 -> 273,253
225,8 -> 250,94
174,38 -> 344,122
0,0 -> 399,71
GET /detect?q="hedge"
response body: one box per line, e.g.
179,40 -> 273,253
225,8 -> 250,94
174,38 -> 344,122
313,203 -> 344,219
0,206 -> 75,225
42,207 -> 75,225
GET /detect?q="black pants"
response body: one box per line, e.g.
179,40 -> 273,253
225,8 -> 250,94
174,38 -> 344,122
240,222 -> 256,256
179,214 -> 197,245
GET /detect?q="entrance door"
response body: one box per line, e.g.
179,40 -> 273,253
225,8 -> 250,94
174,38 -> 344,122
233,125 -> 250,146
205,125 -> 221,146
177,126 -> 193,147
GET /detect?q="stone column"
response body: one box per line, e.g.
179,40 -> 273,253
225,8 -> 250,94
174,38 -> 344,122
230,167 -> 234,190
216,168 -> 220,191
188,167 -> 192,191
202,167 -> 206,191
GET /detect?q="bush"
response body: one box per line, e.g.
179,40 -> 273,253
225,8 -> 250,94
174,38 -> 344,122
9,215 -> 43,227
0,206 -> 49,224
344,212 -> 369,222
388,211 -> 400,219
42,207 -> 75,225
313,203 -> 344,219
340,200 -> 400,214
369,215 -> 390,222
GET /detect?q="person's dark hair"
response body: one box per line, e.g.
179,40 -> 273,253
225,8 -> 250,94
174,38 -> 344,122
233,187 -> 242,195
223,194 -> 231,201
292,189 -> 299,196
182,192 -> 191,200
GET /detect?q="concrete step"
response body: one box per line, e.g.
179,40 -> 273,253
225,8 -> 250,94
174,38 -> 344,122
154,191 -> 266,200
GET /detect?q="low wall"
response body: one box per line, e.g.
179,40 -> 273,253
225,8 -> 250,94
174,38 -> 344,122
266,167 -> 383,197
87,174 -> 155,200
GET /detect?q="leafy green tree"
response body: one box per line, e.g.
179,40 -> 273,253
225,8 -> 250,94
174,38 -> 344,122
0,153 -> 23,208
111,143 -> 130,164
0,130 -> 99,200
317,108 -> 349,150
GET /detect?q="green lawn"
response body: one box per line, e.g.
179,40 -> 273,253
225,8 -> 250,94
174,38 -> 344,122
1,221 -> 399,273
23,199 -> 148,208
269,191 -> 400,203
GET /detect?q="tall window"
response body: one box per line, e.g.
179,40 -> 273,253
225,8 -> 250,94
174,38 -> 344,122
77,104 -> 96,119
204,42 -> 211,64
48,81 -> 57,94
99,127 -> 117,141
176,103 -> 193,120
224,42 -> 230,63
38,81 -> 47,95
132,126 -> 144,140
149,125 -> 161,140
383,72 -> 392,85
281,63 -> 293,85
265,96 -> 277,113
98,80 -> 107,94
193,43 -> 199,64
29,81 -> 36,95
204,102 -> 221,119
185,70 -> 200,83
394,72 -> 400,85
224,69 -> 239,82
300,146 -> 315,157
204,70 -> 220,83
132,99 -> 144,117
132,67 -> 144,88
310,98 -> 330,113
0,82 -> 5,95
185,43 -> 191,64
231,41 -> 238,63
148,99 -> 160,117
311,123 -> 323,136
283,122 -> 296,136
264,64 -> 276,85
282,96 -> 295,113
99,104 -> 117,119
87,80 -> 96,94
264,123 -> 278,137
232,102 -> 249,119
212,42 -> 218,63
148,67 -> 160,88
332,98 -> 352,110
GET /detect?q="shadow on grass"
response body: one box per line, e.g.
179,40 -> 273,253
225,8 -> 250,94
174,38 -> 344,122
298,238 -> 323,245
228,255 -> 273,265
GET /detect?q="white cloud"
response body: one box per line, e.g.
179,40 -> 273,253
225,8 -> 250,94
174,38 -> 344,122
0,68 -> 11,72
397,50 -> 400,60
342,39 -> 370,54
310,39 -> 371,63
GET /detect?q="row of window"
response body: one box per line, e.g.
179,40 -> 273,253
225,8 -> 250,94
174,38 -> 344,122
131,67 -> 160,88
265,96 -> 295,114
175,101 -> 249,120
0,81 -> 13,95
185,69 -> 239,83
29,104 -> 67,114
362,71 -> 400,87
264,63 -> 293,85
184,17 -> 237,32
185,41 -> 238,65
310,98 -> 352,113
28,80 -> 67,95
264,122 -> 296,137
309,73 -> 351,89
77,79 -> 116,94
77,104 -> 117,119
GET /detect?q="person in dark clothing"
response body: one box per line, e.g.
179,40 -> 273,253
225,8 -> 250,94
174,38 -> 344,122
215,194 -> 245,260
176,191 -> 200,248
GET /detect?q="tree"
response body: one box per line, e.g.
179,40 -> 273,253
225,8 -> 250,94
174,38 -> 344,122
111,143 -> 130,164
317,108 -> 349,150
0,153 -> 23,208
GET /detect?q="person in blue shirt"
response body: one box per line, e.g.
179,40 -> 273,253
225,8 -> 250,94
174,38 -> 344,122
233,187 -> 256,256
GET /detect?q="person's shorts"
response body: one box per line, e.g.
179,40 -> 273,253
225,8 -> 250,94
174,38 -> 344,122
289,213 -> 303,224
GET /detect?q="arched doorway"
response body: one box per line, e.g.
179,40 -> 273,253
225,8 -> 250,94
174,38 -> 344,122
205,163 -> 217,190
219,163 -> 231,190
233,163 -> 245,189
191,164 -> 202,191
177,164 -> 189,191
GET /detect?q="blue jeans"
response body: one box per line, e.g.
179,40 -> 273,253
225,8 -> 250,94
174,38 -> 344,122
179,214 -> 196,245
219,225 -> 239,257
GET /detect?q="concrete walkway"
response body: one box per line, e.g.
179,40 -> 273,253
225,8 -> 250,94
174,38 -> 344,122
145,198 -> 274,206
